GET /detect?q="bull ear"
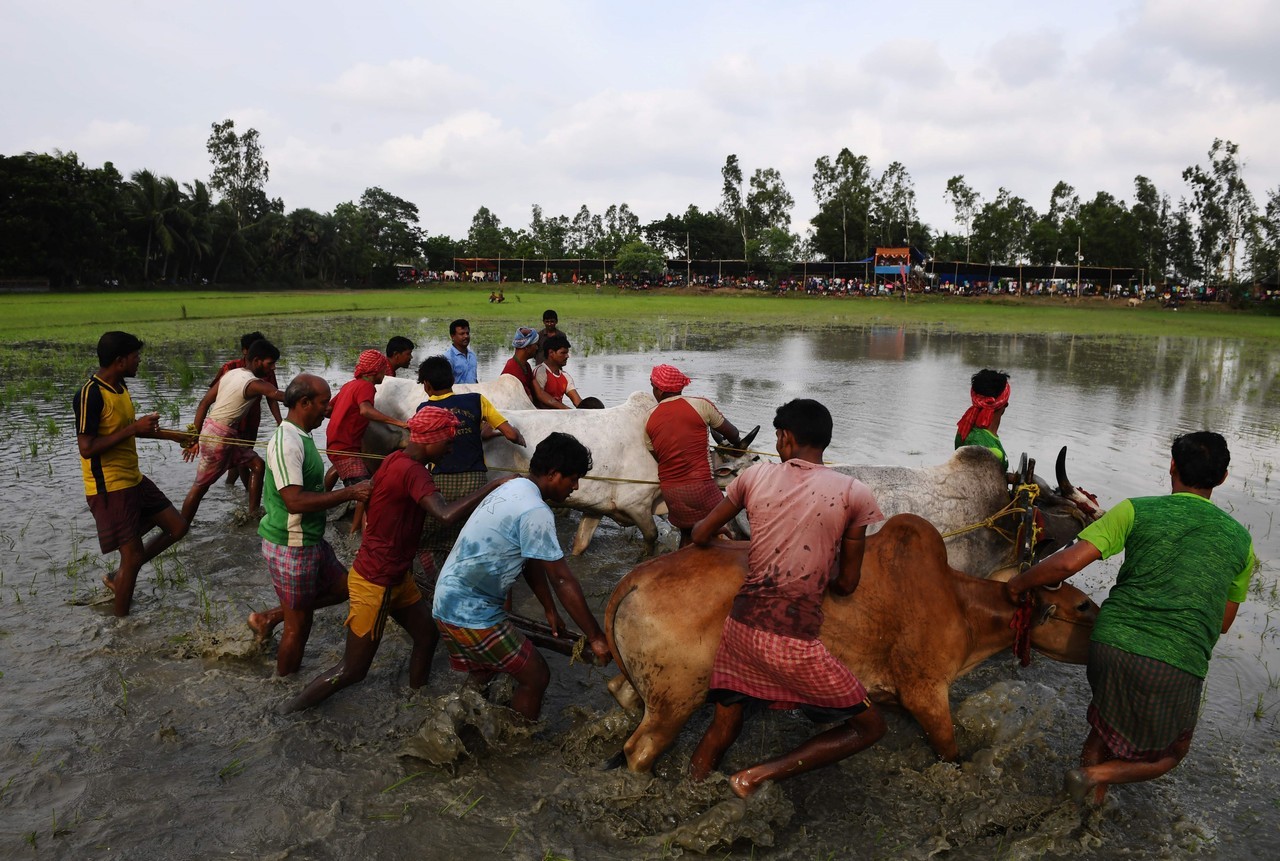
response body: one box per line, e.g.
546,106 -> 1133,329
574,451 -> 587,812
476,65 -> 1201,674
1036,603 -> 1058,626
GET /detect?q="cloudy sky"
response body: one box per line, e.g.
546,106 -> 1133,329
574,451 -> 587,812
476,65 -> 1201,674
3,1 -> 1278,242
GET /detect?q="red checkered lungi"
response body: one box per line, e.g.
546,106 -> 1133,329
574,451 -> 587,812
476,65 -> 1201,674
194,418 -> 258,487
709,616 -> 866,710
329,452 -> 372,483
661,479 -> 725,530
260,538 -> 347,610
435,619 -> 535,675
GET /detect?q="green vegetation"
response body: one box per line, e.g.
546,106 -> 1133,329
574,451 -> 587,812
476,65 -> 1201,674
1,287 -> 1278,350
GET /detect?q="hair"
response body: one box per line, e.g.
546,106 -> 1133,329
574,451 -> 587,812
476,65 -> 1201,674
97,331 -> 144,366
239,331 -> 266,351
418,355 -> 454,390
1171,431 -> 1230,489
450,318 -> 469,336
576,397 -> 604,410
542,309 -> 558,321
773,398 -> 833,449
529,431 -> 592,478
246,339 -> 280,363
543,334 -> 570,353
283,375 -> 322,408
970,369 -> 1010,398
386,336 -> 414,356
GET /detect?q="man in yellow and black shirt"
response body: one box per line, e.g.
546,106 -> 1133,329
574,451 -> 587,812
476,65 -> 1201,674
74,331 -> 191,616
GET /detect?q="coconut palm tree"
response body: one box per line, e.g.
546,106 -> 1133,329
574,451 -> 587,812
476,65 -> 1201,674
124,169 -> 179,281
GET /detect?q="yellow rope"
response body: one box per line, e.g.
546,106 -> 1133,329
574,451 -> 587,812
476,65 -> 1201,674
939,483 -> 1041,543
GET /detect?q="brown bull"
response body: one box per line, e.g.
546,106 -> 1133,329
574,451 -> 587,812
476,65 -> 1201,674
604,513 -> 1098,771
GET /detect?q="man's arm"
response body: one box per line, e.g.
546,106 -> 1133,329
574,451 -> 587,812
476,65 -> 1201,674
191,379 -> 220,432
830,524 -> 869,596
710,418 -> 742,448
278,481 -> 369,514
78,412 -> 159,459
531,372 -> 569,409
267,399 -> 283,425
566,389 -> 583,408
418,475 -> 514,524
245,378 -> 285,403
528,558 -> 611,664
691,497 -> 744,545
1222,601 -> 1241,634
356,399 -> 408,428
495,421 -> 526,447
1006,540 -> 1102,600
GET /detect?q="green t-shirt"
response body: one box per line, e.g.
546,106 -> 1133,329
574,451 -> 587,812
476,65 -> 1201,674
1079,493 -> 1255,678
955,427 -> 1008,470
258,421 -> 328,547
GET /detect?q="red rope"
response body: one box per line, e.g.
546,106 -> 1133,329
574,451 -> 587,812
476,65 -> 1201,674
1010,596 -> 1033,667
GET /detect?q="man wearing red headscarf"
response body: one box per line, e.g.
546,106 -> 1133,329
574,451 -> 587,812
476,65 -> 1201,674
644,363 -> 743,546
325,349 -> 409,533
954,369 -> 1011,471
284,406 -> 512,713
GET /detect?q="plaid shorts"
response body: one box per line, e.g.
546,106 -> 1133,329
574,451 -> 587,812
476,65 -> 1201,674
195,418 -> 258,487
662,479 -> 725,530
435,619 -> 535,675
346,567 -> 422,640
421,470 -> 487,557
329,452 -> 371,484
709,616 -> 867,711
87,476 -> 174,553
1086,641 -> 1202,761
261,538 -> 347,610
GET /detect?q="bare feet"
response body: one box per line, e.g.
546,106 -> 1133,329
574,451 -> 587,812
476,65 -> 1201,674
102,574 -> 117,594
1064,767 -> 1103,806
728,771 -> 763,799
248,612 -> 276,645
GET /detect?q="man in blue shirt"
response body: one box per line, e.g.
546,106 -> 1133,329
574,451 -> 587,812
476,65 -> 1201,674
446,318 -> 478,384
433,432 -> 611,719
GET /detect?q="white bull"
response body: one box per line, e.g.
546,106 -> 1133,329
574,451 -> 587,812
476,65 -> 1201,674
827,445 -> 1105,577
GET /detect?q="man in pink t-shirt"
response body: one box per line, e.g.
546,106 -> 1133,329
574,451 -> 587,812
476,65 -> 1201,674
689,398 -> 886,798
644,364 -> 743,546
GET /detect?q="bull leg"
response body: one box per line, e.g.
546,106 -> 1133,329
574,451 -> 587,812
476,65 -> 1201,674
571,515 -> 602,556
633,514 -> 658,557
898,681 -> 960,761
623,697 -> 703,773
607,673 -> 642,711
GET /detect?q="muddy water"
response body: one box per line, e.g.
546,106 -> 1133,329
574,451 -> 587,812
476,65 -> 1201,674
1,322 -> 1278,859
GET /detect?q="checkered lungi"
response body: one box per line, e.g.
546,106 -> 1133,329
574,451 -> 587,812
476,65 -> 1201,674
661,479 -> 726,530
421,470 -> 487,561
1086,641 -> 1202,762
709,616 -> 867,711
260,538 -> 346,610
329,451 -> 372,484
435,618 -> 535,675
86,476 -> 173,553
194,417 -> 258,487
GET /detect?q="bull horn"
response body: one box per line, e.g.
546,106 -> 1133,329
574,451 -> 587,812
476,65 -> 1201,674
1055,446 -> 1075,496
740,425 -> 761,450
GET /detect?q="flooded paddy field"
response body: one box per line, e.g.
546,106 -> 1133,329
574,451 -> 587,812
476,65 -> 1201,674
1,316 -> 1277,859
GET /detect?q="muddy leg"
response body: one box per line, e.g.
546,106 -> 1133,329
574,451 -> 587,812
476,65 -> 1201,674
1067,730 -> 1190,805
899,683 -> 959,761
728,706 -> 885,798
689,701 -> 745,780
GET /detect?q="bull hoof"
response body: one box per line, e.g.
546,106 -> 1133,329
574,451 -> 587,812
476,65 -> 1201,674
598,750 -> 627,771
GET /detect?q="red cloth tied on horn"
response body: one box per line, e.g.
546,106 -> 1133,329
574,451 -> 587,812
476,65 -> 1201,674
956,382 -> 1010,442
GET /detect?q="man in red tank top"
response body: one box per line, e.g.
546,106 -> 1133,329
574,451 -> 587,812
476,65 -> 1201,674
643,363 -> 743,546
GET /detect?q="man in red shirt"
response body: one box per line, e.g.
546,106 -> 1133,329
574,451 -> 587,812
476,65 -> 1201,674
500,327 -> 540,405
283,407 -> 511,713
644,364 -> 742,546
532,334 -> 583,409
325,350 -> 408,533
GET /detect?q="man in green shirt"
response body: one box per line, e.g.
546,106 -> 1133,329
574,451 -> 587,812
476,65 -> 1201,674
954,368 -> 1010,470
1008,431 -> 1255,804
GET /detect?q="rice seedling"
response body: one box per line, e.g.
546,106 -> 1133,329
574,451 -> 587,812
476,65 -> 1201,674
366,803 -> 409,821
439,787 -> 476,815
115,669 -> 128,715
380,771 -> 430,794
501,826 -> 520,853
218,758 -> 248,780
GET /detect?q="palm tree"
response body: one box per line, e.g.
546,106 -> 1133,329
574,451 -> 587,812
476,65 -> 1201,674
124,169 -> 179,281
179,180 -> 215,282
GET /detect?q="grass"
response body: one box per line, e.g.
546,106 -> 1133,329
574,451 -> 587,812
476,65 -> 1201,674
1,286 -> 1279,347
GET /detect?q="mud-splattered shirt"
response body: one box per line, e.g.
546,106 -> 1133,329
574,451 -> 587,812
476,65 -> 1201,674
726,459 -> 883,640
432,477 -> 563,629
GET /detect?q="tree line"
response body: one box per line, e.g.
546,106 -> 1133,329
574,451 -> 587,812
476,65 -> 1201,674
2,119 -> 1277,288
